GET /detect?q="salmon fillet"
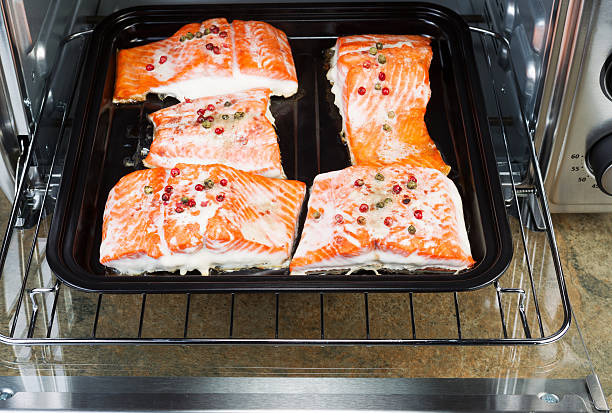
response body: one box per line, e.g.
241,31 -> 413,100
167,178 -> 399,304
113,18 -> 297,103
100,163 -> 306,275
144,88 -> 285,178
290,163 -> 474,274
327,35 -> 450,174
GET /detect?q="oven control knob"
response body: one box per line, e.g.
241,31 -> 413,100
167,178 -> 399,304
587,134 -> 612,195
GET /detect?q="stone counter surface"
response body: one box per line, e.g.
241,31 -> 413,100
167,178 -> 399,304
552,213 -> 611,406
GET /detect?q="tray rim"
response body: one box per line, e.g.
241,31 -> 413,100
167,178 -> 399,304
47,1 -> 514,294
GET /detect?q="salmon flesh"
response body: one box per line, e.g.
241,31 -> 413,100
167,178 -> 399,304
144,88 -> 285,178
114,18 -> 298,103
100,163 -> 306,275
327,35 -> 450,174
290,163 -> 474,274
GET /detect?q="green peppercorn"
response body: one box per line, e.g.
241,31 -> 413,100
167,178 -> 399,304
376,42 -> 383,50
387,111 -> 395,118
179,35 -> 186,42
202,120 -> 212,128
143,185 -> 153,194
224,101 -> 232,107
234,111 -> 245,119
222,114 -> 229,120
383,124 -> 392,132
374,83 -> 382,90
369,46 -> 378,55
384,197 -> 393,205
357,216 -> 366,225
312,211 -> 321,219
375,173 -> 384,181
204,28 -> 211,35
181,195 -> 190,204
407,181 -> 417,190
203,178 -> 214,189
376,201 -> 385,209
408,225 -> 416,234
195,31 -> 203,38
378,54 -> 387,64
186,32 -> 194,40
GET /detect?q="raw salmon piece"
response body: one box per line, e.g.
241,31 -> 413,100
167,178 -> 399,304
327,35 -> 450,174
113,19 -> 297,103
290,163 -> 474,274
144,88 -> 285,178
100,163 -> 306,275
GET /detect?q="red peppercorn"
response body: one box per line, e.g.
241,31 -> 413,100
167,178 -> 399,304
216,193 -> 225,202
207,104 -> 215,112
213,46 -> 220,54
378,72 -> 386,81
220,179 -> 228,186
164,185 -> 173,193
334,214 -> 344,224
215,127 -> 224,134
159,56 -> 167,64
162,193 -> 170,201
359,203 -> 369,213
414,210 -> 423,219
206,115 -> 214,122
363,62 -> 371,69
187,199 -> 196,207
197,108 -> 205,116
384,217 -> 393,227
175,206 -> 184,213
145,64 -> 154,71
354,179 -> 364,187
219,31 -> 228,38
211,25 -> 219,34
358,87 -> 366,95
382,87 -> 390,95
195,184 -> 204,191
392,184 -> 402,194
206,43 -> 214,50
408,175 -> 417,183
196,115 -> 204,123
185,98 -> 192,103
170,167 -> 180,177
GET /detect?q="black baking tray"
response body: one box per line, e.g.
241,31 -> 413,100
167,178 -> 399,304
47,3 -> 513,293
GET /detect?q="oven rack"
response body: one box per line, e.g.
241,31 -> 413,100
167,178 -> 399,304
0,25 -> 571,346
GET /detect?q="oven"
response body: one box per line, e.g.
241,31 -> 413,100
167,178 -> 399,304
0,0 -> 609,411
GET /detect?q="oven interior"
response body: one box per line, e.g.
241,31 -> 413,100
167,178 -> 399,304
0,1 -> 607,412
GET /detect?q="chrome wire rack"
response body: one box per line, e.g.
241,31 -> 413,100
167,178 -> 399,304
0,24 -> 571,346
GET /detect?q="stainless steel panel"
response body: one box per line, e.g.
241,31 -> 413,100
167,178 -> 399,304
0,378 -> 603,412
537,0 -> 612,212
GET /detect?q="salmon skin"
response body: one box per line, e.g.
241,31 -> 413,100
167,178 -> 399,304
144,88 -> 285,179
100,163 -> 306,275
113,18 -> 298,103
290,163 -> 474,274
327,35 -> 451,174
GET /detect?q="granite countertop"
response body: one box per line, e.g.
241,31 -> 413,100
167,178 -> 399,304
552,213 -> 612,405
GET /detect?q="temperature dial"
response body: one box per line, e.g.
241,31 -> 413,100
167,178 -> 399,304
587,134 -> 612,196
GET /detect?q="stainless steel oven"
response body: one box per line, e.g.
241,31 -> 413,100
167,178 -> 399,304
0,0 -> 608,411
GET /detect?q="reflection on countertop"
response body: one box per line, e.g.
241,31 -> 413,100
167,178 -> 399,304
0,191 -> 609,405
